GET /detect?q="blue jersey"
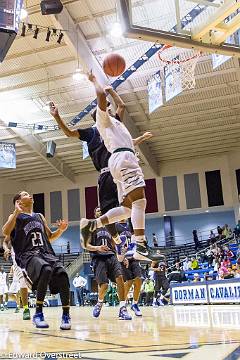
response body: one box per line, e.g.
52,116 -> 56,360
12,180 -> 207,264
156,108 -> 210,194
78,127 -> 110,171
12,212 -> 55,268
90,227 -> 115,257
78,115 -> 121,172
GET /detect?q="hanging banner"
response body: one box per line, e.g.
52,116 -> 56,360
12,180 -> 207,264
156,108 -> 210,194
148,71 -> 163,114
0,142 -> 16,169
212,54 -> 231,69
82,141 -> 89,159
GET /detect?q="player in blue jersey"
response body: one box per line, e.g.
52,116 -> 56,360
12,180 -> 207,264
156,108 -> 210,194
86,207 -> 132,320
115,221 -> 143,316
50,102 -> 152,247
2,191 -> 71,330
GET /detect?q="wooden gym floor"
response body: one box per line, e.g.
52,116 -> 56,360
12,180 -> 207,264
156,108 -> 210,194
0,305 -> 240,359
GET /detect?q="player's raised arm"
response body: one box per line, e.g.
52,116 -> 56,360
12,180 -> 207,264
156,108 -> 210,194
39,214 -> 68,242
49,102 -> 79,138
88,71 -> 111,128
133,132 -> 153,146
2,201 -> 22,236
104,86 -> 125,121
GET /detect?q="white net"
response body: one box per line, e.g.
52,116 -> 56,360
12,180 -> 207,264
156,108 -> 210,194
158,45 -> 201,90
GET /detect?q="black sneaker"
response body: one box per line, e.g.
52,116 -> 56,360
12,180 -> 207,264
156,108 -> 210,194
80,218 -> 97,249
134,243 -> 166,262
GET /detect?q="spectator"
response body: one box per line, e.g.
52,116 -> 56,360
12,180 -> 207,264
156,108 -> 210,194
190,257 -> 199,270
193,273 -> 201,282
206,246 -> 214,266
152,233 -> 158,248
182,257 -> 190,271
208,230 -> 216,246
73,273 -> 87,306
67,241 -> 70,254
143,278 -> 154,306
234,221 -> 240,239
222,224 -> 232,238
192,230 -> 200,250
217,226 -> 223,239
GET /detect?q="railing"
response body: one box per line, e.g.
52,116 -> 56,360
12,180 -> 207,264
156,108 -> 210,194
65,253 -> 84,279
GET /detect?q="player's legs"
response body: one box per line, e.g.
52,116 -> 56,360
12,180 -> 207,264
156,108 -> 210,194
57,272 -> 71,330
93,259 -> 109,318
107,257 -> 132,320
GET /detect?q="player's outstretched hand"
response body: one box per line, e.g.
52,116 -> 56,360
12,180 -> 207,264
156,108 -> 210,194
49,102 -> 59,118
142,131 -> 153,140
56,219 -> 68,232
104,85 -> 113,94
98,245 -> 110,252
88,70 -> 96,83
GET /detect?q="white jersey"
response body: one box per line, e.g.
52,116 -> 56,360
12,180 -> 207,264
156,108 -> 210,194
96,107 -> 134,153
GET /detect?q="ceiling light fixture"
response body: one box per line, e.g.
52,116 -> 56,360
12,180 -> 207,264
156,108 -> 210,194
46,28 -> 51,42
33,27 -> 39,39
110,22 -> 123,38
21,23 -> 26,37
57,31 -> 64,44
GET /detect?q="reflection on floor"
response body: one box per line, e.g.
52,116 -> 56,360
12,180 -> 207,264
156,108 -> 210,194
0,305 -> 240,359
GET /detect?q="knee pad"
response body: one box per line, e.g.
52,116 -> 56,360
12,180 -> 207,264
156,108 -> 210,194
132,198 -> 147,211
131,198 -> 147,229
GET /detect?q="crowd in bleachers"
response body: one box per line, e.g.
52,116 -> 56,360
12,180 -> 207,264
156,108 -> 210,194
135,222 -> 240,306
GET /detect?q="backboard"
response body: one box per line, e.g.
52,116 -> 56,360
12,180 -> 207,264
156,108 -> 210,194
118,0 -> 240,56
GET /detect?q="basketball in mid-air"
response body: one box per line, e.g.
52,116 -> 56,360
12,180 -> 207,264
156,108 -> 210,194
103,53 -> 126,77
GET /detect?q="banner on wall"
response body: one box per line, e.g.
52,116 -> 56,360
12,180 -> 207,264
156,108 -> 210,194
208,281 -> 240,304
171,284 -> 208,305
0,142 -> 16,169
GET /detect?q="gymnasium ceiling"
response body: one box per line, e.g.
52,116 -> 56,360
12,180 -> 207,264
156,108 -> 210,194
0,0 -> 240,182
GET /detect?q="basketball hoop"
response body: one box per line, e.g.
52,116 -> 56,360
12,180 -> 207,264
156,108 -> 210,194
158,45 -> 201,90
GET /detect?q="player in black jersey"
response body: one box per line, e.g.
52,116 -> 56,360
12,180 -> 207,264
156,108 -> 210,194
86,207 -> 132,320
2,191 -> 71,330
115,221 -> 143,316
49,101 -> 152,246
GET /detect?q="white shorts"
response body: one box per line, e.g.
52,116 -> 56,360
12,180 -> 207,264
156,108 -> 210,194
12,261 -> 28,289
0,284 -> 8,295
8,280 -> 20,294
109,151 -> 145,203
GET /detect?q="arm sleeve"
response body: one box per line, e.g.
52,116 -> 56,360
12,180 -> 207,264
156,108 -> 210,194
78,128 -> 94,143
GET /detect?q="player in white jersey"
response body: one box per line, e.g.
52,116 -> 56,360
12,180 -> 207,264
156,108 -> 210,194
0,266 -> 8,310
3,236 -> 31,320
80,71 -> 161,262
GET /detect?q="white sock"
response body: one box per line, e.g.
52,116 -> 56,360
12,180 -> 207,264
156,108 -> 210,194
132,234 -> 145,245
120,301 -> 125,307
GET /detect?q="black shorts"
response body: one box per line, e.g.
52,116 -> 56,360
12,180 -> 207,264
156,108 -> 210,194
26,252 -> 69,293
98,172 -> 119,214
121,259 -> 142,281
92,255 -> 122,285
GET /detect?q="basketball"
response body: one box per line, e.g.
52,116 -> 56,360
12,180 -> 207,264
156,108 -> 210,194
103,53 -> 126,77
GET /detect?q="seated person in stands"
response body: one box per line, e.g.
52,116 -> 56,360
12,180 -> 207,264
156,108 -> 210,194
190,257 -> 199,270
208,230 -> 216,246
221,255 -> 232,268
168,266 -> 186,283
217,226 -> 223,239
193,273 -> 201,282
222,224 -> 232,238
182,257 -> 189,271
204,271 -> 213,281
